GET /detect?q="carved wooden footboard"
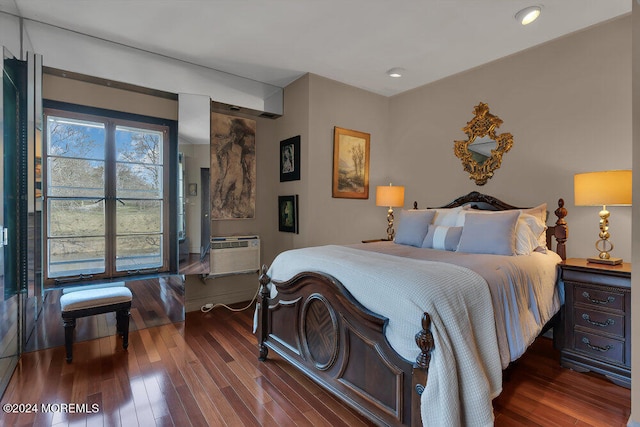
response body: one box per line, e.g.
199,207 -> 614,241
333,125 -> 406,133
257,268 -> 432,426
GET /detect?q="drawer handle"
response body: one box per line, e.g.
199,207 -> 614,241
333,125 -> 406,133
581,337 -> 613,353
582,292 -> 615,305
581,314 -> 615,328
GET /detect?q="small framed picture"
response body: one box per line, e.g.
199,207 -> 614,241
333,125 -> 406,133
278,195 -> 298,233
188,183 -> 197,196
280,135 -> 301,182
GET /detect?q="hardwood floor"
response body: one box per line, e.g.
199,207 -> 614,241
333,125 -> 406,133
1,306 -> 631,426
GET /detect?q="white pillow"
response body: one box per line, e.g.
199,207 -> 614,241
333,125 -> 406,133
515,214 -> 547,255
521,203 -> 547,223
432,205 -> 470,227
521,203 -> 548,247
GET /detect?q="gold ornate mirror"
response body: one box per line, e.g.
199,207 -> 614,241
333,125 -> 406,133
454,102 -> 513,186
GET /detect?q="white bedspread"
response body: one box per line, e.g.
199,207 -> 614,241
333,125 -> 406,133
352,241 -> 563,368
268,245 -> 503,427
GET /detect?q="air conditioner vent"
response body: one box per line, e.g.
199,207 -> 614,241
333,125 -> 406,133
212,240 -> 249,250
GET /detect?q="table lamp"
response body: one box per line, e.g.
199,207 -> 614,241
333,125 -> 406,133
574,170 -> 632,265
375,184 -> 405,241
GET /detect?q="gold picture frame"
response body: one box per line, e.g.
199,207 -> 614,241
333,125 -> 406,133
332,127 -> 370,199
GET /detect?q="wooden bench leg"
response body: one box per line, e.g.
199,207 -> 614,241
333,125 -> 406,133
116,307 -> 130,350
63,316 -> 76,363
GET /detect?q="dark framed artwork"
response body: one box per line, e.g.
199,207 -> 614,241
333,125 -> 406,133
278,195 -> 298,233
280,135 -> 300,182
332,126 -> 370,199
210,112 -> 256,219
188,183 -> 197,196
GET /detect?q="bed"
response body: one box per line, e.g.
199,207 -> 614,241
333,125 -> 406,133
256,191 -> 568,426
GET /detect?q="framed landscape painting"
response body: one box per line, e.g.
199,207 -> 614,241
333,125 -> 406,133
332,127 -> 370,199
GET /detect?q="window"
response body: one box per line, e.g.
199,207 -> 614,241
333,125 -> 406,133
44,107 -> 172,285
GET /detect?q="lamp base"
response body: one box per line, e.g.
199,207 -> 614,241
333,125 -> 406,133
587,257 -> 623,266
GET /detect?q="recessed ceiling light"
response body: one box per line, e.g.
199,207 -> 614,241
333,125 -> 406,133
515,6 -> 541,25
386,67 -> 405,78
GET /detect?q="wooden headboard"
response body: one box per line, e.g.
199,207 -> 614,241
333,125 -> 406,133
413,191 -> 567,260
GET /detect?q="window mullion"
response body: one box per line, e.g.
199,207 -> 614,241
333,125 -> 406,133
105,121 -> 116,277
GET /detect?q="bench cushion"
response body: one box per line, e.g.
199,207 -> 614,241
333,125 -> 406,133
60,287 -> 132,312
62,281 -> 126,295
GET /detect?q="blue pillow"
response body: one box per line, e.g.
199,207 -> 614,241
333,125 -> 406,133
456,210 -> 520,255
422,226 -> 463,251
394,210 -> 436,247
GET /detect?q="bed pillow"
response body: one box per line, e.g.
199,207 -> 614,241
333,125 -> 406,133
422,226 -> 463,251
515,215 -> 546,255
432,205 -> 470,227
520,203 -> 548,247
457,210 -> 520,255
521,203 -> 547,223
394,209 -> 436,247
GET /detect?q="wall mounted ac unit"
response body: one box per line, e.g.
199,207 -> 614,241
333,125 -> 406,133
209,235 -> 260,276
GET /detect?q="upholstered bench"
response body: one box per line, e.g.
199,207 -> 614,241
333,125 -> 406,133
59,285 -> 132,363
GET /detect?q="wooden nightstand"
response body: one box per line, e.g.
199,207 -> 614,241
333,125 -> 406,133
558,258 -> 631,388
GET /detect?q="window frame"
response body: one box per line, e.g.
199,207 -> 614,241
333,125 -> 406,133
42,101 -> 178,286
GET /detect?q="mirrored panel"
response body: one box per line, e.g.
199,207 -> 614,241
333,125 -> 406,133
178,93 -> 211,275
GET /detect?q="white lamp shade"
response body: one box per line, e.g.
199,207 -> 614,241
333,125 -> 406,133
574,170 -> 632,206
376,185 -> 405,207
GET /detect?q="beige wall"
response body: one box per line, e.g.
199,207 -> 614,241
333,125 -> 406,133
631,1 -> 639,425
386,16 -> 632,261
43,74 -> 178,120
270,74 -> 391,250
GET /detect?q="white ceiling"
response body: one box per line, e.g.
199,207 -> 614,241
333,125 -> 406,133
1,0 -> 632,97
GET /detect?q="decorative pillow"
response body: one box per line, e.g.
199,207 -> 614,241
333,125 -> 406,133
394,209 -> 436,247
457,210 -> 520,256
432,205 -> 470,227
422,226 -> 463,251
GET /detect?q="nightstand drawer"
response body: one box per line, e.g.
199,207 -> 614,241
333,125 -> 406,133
573,331 -> 625,365
573,309 -> 624,337
572,285 -> 625,312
